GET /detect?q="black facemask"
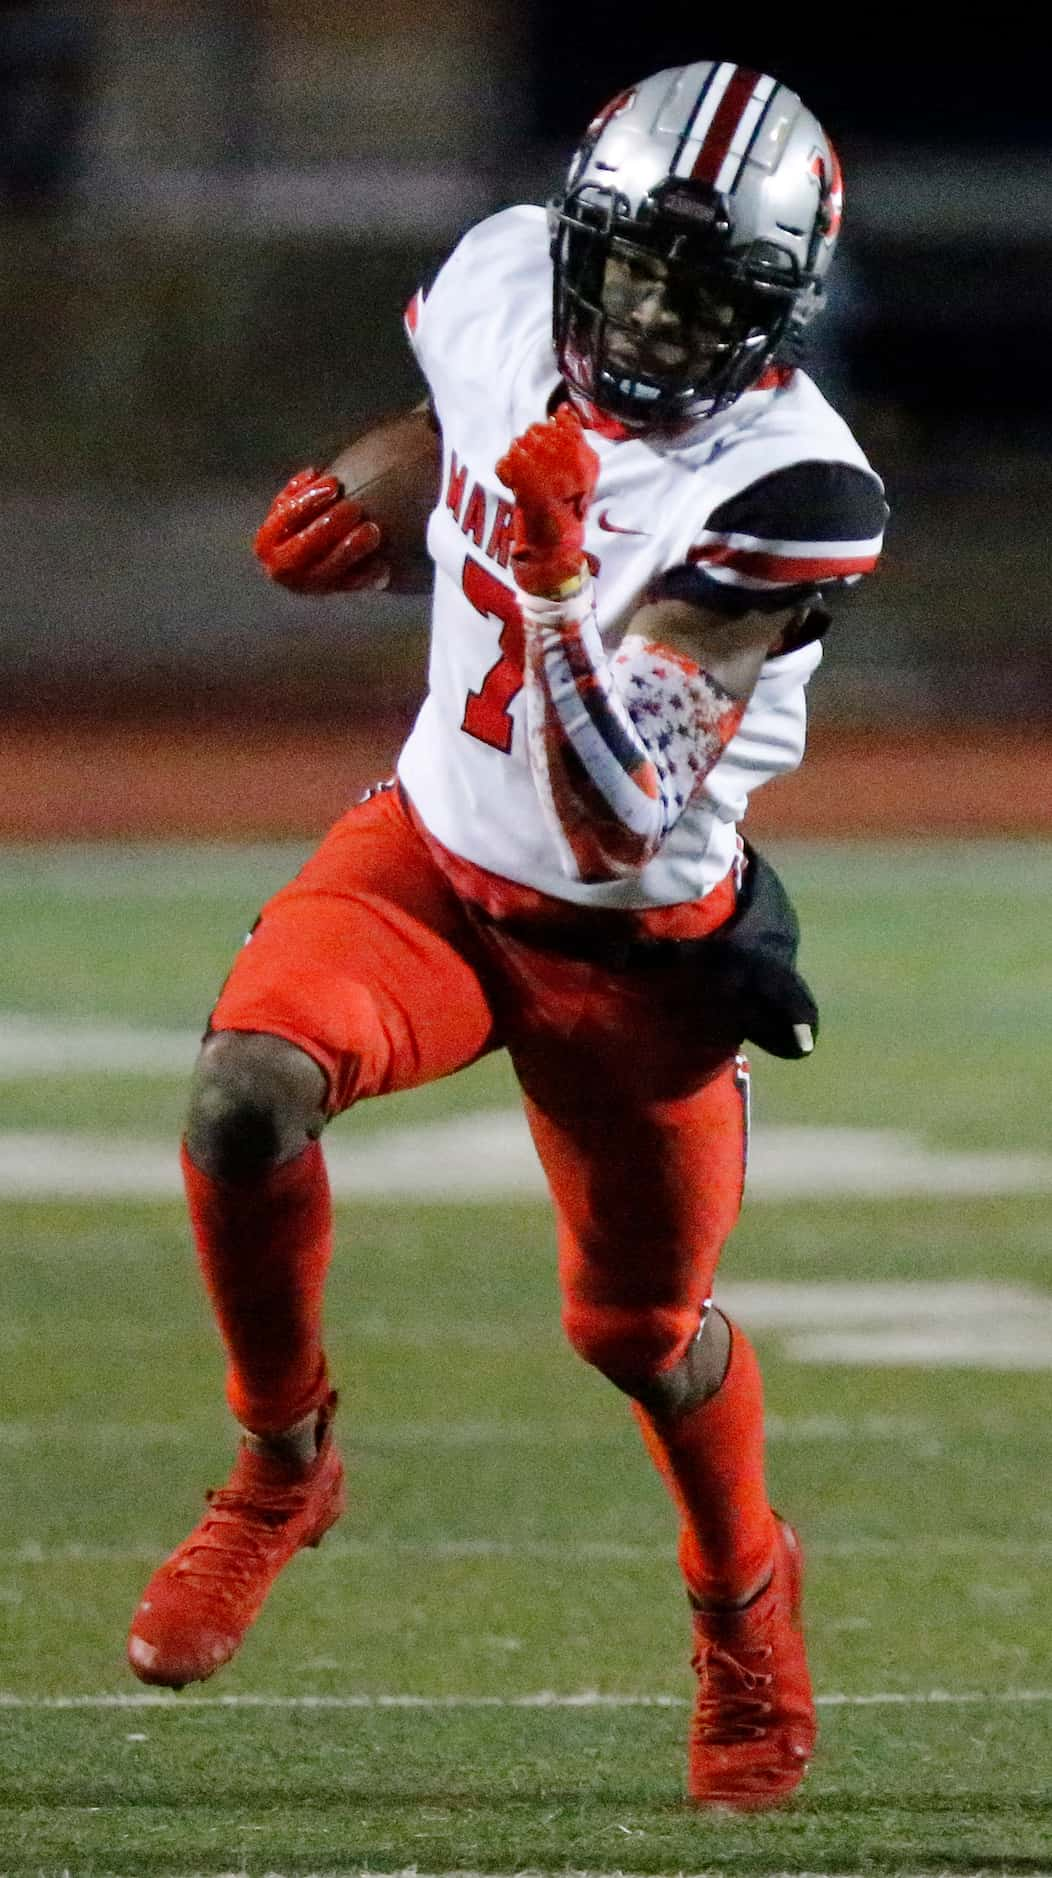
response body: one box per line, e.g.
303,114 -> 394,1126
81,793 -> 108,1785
551,186 -> 804,426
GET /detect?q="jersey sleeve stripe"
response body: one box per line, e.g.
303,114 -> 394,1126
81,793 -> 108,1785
691,527 -> 884,559
689,543 -> 882,583
653,562 -> 820,616
695,561 -> 870,594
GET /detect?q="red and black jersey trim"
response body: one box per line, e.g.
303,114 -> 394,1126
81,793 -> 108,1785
649,459 -> 887,620
709,461 -> 888,544
403,257 -> 445,344
404,286 -> 428,338
653,563 -> 819,618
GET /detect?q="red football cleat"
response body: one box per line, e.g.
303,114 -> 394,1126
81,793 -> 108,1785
127,1393 -> 345,1689
687,1516 -> 815,1809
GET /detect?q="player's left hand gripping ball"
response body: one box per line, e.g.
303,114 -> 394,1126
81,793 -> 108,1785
496,405 -> 600,596
254,467 -> 391,593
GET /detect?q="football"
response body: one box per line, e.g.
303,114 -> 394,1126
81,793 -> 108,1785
327,405 -> 440,593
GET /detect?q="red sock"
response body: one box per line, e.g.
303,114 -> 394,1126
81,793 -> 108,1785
633,1319 -> 777,1603
181,1138 -> 333,1435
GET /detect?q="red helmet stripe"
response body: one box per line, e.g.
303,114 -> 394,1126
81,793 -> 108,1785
827,141 -> 845,239
691,67 -> 762,185
586,87 -> 636,141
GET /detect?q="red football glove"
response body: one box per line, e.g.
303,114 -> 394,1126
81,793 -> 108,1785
495,404 -> 600,596
253,467 -> 390,593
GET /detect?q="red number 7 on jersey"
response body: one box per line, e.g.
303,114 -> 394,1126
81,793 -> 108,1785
460,555 -> 525,755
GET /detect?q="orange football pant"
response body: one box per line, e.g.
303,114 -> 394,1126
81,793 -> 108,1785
197,782 -> 774,1600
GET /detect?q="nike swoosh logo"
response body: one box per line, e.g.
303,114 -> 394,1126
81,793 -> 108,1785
597,510 -> 648,537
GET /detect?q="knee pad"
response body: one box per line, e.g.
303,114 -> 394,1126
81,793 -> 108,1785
562,1297 -> 698,1387
186,1031 -> 326,1182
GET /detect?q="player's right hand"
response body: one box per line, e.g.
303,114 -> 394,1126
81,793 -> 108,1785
254,468 -> 390,593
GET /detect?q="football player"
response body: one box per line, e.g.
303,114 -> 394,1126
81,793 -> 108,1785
127,61 -> 886,1809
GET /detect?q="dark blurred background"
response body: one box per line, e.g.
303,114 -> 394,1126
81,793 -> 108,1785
2,3 -> 1049,832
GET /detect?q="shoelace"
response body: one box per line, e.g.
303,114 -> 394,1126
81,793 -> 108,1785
691,1640 -> 776,1745
171,1484 -> 315,1590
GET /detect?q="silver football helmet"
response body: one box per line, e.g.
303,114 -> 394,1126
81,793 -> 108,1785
549,61 -> 843,427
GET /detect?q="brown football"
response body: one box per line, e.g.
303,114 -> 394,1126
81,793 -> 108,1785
327,406 -> 440,594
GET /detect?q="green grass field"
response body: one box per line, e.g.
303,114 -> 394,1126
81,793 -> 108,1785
2,839 -> 1052,1878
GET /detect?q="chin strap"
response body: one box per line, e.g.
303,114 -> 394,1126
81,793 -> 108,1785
520,573 -> 746,882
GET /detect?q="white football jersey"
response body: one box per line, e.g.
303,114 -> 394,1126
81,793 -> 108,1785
397,206 -> 884,908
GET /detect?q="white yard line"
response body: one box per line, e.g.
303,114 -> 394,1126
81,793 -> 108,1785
4,836 -> 1050,898
12,1304 -> 1052,1380
0,1411 -> 952,1449
0,1016 -> 198,1076
116,1871 -> 1041,1878
124,1870 -> 1035,1878
4,1122 -> 1052,1202
4,1005 -> 1052,1197
0,1412 -> 948,1444
5,1535 -> 1052,1566
0,844 -> 308,899
1,1688 -> 1051,1711
7,1278 -> 1052,1370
